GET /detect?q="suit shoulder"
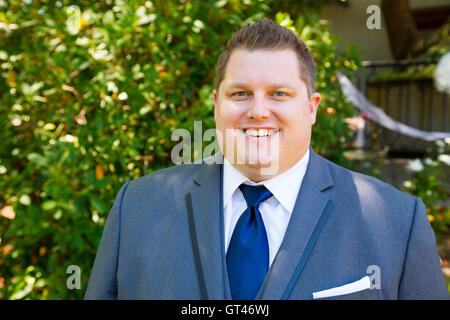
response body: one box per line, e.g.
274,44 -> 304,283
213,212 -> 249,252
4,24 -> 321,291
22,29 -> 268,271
320,156 -> 420,238
127,163 -> 203,191
328,157 -> 414,199
321,156 -> 418,214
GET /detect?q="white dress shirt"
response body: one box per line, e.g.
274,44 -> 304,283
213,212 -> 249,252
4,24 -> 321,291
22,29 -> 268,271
223,148 -> 310,266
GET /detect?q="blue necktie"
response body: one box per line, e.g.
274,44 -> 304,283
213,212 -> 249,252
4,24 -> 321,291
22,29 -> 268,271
226,184 -> 273,300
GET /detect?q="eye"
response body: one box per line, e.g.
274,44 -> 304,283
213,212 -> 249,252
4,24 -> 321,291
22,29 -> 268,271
232,91 -> 247,97
231,91 -> 249,99
273,91 -> 287,97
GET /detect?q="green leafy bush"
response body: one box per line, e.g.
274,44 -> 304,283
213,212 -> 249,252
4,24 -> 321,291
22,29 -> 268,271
0,0 -> 360,299
402,140 -> 450,233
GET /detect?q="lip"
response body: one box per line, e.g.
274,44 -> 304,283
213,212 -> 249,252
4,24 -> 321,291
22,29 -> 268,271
238,127 -> 281,140
239,126 -> 278,130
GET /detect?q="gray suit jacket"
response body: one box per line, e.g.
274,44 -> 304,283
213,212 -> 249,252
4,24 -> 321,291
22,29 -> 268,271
85,148 -> 448,299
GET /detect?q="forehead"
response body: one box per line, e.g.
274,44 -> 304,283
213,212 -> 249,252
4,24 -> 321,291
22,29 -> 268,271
222,49 -> 302,88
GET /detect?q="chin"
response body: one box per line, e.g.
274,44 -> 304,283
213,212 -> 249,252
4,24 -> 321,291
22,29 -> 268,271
246,156 -> 273,168
244,154 -> 281,177
242,166 -> 280,182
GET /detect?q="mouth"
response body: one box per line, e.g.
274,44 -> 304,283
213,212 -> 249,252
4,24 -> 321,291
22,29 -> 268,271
240,128 -> 280,138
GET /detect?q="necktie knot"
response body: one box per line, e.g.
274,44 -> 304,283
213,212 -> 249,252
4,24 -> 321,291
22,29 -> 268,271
239,184 -> 273,209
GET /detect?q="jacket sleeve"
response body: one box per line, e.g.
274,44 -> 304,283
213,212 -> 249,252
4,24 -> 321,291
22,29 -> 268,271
84,182 -> 130,300
398,197 -> 449,299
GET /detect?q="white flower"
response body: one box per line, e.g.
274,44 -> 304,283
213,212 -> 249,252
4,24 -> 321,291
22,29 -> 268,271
118,92 -> 128,100
192,20 -> 204,33
66,5 -> 81,35
107,81 -> 118,92
89,49 -> 112,61
19,194 -> 31,206
62,134 -> 77,143
75,37 -> 89,46
193,20 -> 204,29
407,159 -> 424,172
11,115 -> 22,126
434,52 -> 450,94
438,154 -> 450,166
136,6 -> 156,25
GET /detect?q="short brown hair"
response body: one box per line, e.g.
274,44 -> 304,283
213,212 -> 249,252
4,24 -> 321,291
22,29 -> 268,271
214,18 -> 316,97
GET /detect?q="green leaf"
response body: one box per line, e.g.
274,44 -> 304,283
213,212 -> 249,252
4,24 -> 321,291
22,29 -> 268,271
27,153 -> 48,167
92,176 -> 112,189
41,200 -> 57,211
9,276 -> 34,300
88,194 -> 109,213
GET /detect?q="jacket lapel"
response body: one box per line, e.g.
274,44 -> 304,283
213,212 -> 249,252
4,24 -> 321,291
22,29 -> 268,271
258,148 -> 335,299
187,153 -> 230,299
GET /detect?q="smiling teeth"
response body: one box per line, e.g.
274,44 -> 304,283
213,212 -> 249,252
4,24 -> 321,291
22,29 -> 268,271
244,128 -> 278,137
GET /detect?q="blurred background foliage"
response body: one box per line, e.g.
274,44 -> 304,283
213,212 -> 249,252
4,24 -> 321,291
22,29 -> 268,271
0,0 -> 443,299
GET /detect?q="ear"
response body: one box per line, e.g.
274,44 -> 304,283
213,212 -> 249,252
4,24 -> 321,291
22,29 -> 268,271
213,89 -> 218,121
309,92 -> 321,125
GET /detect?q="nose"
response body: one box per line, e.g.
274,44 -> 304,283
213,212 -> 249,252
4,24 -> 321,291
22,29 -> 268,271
246,93 -> 270,120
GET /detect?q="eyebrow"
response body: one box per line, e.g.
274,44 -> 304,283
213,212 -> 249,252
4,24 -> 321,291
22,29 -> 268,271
227,83 -> 296,90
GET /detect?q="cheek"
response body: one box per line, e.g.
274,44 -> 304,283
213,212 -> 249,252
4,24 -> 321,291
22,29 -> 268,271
272,104 -> 302,126
273,104 -> 313,135
216,102 -> 244,126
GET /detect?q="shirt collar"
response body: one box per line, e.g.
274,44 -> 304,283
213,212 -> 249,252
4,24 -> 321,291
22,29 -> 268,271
223,148 -> 310,213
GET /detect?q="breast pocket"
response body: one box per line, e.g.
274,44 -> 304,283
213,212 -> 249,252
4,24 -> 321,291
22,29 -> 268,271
312,275 -> 382,300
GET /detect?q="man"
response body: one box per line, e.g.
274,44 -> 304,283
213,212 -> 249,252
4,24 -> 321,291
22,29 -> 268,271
85,19 -> 448,299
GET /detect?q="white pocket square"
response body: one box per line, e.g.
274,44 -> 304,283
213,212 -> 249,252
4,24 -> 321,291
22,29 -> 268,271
312,276 -> 371,299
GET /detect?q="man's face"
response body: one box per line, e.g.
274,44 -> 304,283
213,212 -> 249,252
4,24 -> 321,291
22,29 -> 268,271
214,49 -> 321,181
